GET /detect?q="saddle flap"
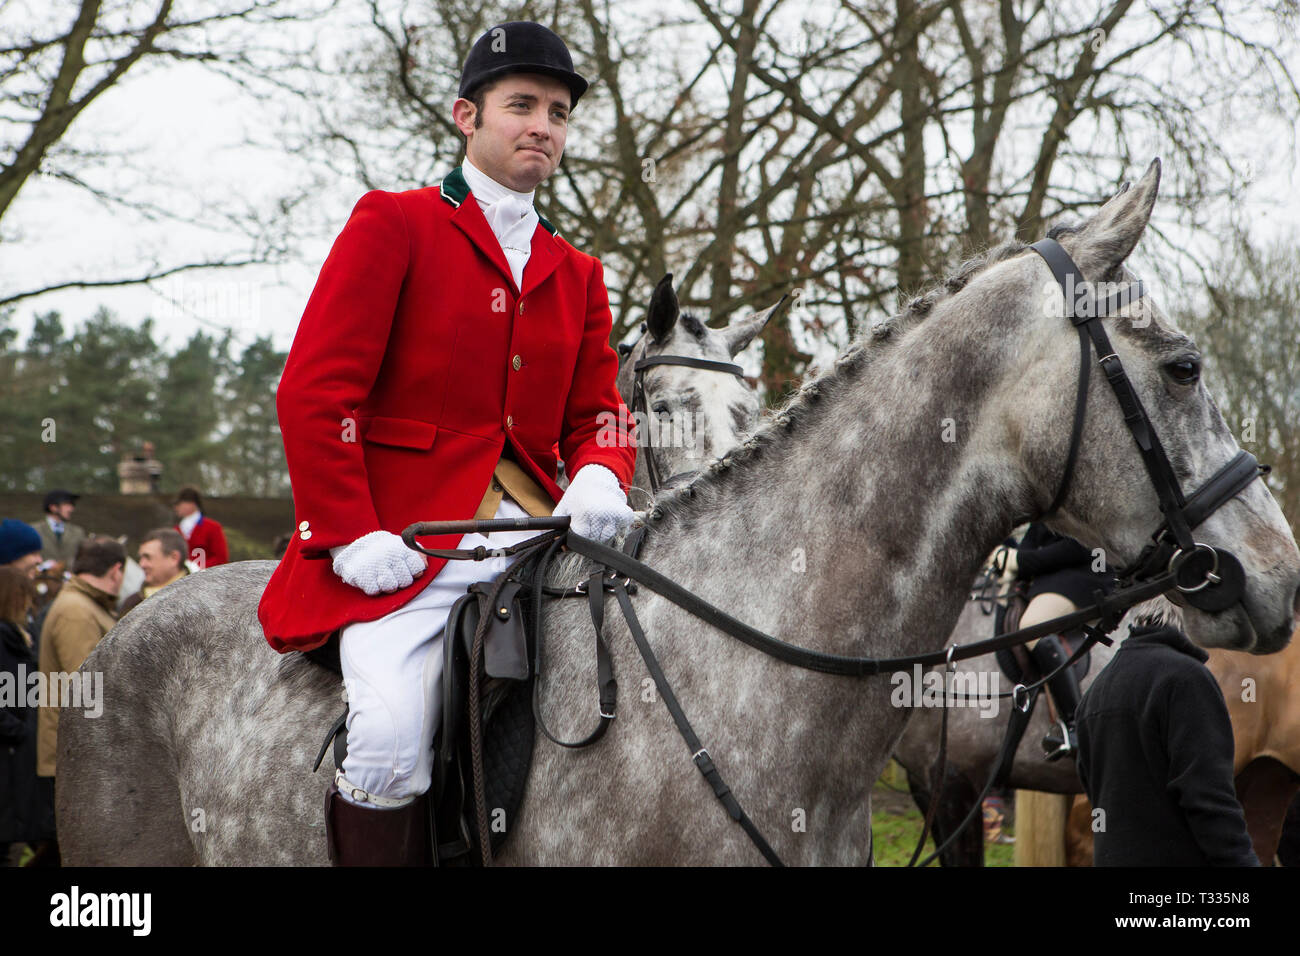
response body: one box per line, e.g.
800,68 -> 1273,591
439,579 -> 532,782
482,579 -> 530,680
440,589 -> 479,773
434,577 -> 537,865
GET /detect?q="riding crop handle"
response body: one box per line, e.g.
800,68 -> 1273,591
401,516 -> 571,547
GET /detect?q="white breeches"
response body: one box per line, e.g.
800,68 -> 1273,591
336,496 -> 540,805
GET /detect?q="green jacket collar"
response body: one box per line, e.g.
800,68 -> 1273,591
440,166 -> 559,237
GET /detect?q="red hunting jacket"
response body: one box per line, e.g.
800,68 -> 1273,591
176,516 -> 229,569
258,168 -> 637,653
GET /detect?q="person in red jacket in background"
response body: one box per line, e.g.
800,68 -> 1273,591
172,486 -> 229,569
257,21 -> 637,865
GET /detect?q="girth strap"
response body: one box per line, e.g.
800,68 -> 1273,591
531,558 -> 617,750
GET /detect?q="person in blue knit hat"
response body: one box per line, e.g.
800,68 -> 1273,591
0,520 -> 43,580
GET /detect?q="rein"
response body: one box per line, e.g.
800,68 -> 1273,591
400,240 -> 1267,866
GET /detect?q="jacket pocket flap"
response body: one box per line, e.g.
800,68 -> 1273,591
362,415 -> 438,449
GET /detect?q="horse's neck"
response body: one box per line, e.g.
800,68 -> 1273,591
641,319 -> 1029,662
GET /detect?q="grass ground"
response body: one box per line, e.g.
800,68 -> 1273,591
872,762 -> 1015,867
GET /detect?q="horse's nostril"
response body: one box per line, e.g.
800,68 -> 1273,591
1293,585 -> 1300,627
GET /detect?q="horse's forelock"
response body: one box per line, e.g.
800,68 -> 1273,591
678,312 -> 709,341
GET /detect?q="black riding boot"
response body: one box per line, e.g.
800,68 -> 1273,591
1029,634 -> 1082,762
324,782 -> 435,866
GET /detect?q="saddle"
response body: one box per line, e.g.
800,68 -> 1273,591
304,563 -> 540,866
992,583 -> 1091,687
430,576 -> 537,864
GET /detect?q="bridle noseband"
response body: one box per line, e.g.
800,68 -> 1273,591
623,324 -> 747,495
1029,238 -> 1265,611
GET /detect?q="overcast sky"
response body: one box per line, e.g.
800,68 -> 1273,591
5,2 -> 1299,358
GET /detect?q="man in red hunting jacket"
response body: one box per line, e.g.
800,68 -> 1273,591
257,21 -> 637,865
172,486 -> 229,568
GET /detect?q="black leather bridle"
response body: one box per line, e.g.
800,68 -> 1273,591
1029,238 -> 1266,612
621,325 -> 746,495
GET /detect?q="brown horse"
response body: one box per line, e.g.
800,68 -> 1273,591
1212,634 -> 1300,862
31,561 -> 66,613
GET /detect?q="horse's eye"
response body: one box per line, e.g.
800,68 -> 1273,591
1166,359 -> 1200,385
651,401 -> 670,415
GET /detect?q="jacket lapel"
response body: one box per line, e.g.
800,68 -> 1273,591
440,165 -> 568,297
520,224 -> 566,298
450,199 -> 518,294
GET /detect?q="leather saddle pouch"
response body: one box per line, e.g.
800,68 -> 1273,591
438,578 -> 531,777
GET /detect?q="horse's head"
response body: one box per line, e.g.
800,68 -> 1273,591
997,159 -> 1299,652
617,274 -> 778,505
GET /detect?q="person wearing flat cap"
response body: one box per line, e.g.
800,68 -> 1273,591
257,21 -> 637,865
31,490 -> 87,569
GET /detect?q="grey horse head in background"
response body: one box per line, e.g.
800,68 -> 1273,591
616,274 -> 781,510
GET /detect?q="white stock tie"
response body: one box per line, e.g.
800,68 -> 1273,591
482,194 -> 538,291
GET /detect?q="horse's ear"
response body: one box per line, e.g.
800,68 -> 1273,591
1066,158 -> 1161,279
722,294 -> 788,357
647,273 -> 679,344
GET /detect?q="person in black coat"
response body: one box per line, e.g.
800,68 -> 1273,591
1012,522 -> 1117,760
0,567 -> 55,864
1076,616 -> 1258,866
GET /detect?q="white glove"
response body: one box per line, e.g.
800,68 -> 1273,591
553,464 -> 634,543
329,530 -> 426,596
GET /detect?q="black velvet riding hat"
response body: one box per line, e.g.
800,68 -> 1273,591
458,21 -> 588,108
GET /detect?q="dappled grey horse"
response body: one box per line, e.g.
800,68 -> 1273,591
617,274 -> 775,510
58,160 -> 1300,864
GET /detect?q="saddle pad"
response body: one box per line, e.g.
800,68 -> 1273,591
477,676 -> 535,856
435,578 -> 537,864
992,593 -> 1091,685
